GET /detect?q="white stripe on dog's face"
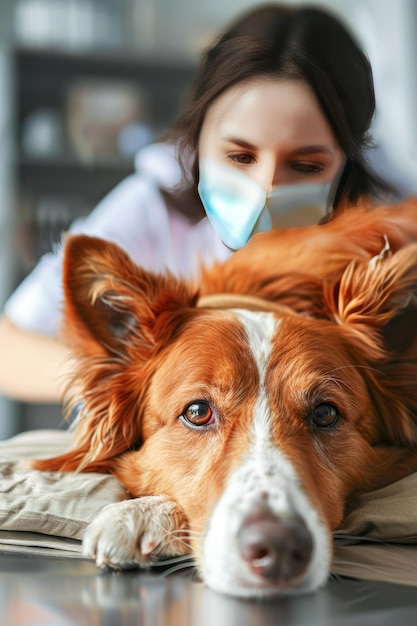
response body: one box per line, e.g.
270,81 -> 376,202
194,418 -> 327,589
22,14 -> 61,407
201,310 -> 330,597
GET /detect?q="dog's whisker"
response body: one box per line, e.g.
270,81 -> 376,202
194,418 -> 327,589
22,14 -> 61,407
145,520 -> 201,548
327,572 -> 342,583
159,561 -> 197,578
153,554 -> 195,567
170,529 -> 202,538
166,536 -> 196,547
138,519 -> 189,543
328,364 -> 388,378
153,530 -> 193,551
343,582 -> 381,607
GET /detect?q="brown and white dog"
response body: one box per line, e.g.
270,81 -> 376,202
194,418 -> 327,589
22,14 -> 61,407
34,199 -> 417,598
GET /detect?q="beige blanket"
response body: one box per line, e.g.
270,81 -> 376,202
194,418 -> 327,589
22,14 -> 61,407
333,473 -> 417,586
0,430 -> 416,585
0,430 -> 127,559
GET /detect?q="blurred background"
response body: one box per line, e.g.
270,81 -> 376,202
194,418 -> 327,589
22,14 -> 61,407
0,0 -> 416,437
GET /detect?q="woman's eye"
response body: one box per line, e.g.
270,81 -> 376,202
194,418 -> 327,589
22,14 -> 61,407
181,401 -> 214,427
291,162 -> 325,175
311,403 -> 340,429
228,153 -> 256,165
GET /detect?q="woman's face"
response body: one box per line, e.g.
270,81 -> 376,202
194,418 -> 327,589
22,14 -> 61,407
198,78 -> 345,192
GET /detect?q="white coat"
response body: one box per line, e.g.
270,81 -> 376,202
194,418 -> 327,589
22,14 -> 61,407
3,143 -> 231,336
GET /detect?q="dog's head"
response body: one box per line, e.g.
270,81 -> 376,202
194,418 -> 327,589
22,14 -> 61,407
42,205 -> 417,597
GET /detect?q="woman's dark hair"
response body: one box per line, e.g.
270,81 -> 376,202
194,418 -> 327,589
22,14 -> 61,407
165,3 -> 392,211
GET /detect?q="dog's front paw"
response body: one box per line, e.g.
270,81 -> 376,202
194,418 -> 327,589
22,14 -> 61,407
83,495 -> 191,569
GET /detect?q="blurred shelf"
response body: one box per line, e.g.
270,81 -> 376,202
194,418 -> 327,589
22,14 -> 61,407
17,155 -> 135,200
13,44 -> 198,69
18,154 -> 135,171
17,159 -> 134,200
14,45 -> 197,132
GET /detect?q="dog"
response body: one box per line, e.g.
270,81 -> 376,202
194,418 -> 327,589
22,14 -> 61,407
34,198 -> 417,598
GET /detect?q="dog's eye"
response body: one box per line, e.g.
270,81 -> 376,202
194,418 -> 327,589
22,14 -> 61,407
182,401 -> 213,427
311,403 -> 339,429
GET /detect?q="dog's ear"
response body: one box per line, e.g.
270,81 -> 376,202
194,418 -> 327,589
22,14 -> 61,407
324,241 -> 417,446
62,235 -> 198,358
33,235 -> 199,473
326,241 -> 417,355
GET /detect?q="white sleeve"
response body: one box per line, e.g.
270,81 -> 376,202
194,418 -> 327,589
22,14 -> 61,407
3,173 -> 169,336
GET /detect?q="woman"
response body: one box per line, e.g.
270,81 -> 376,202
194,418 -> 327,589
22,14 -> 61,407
0,4 -> 391,403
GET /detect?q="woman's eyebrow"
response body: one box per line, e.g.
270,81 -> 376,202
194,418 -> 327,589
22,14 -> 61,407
222,136 -> 334,155
293,145 -> 334,155
222,136 -> 256,150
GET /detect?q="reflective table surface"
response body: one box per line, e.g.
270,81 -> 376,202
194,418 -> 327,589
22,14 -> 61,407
1,551 -> 417,626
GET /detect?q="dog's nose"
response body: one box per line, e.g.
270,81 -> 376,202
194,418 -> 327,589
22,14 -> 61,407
237,514 -> 313,584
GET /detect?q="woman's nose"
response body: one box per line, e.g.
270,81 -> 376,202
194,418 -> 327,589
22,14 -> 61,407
252,163 -> 280,193
254,161 -> 286,193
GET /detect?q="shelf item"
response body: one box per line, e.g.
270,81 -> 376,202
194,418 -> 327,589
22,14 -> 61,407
66,79 -> 147,162
21,107 -> 64,159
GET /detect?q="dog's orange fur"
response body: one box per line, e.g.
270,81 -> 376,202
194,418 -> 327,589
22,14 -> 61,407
34,198 -> 417,567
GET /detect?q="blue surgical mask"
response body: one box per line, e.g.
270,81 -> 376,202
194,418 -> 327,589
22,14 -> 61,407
198,158 -> 335,250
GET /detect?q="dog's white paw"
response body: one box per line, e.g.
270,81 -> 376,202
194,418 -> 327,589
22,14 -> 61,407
83,495 -> 191,569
